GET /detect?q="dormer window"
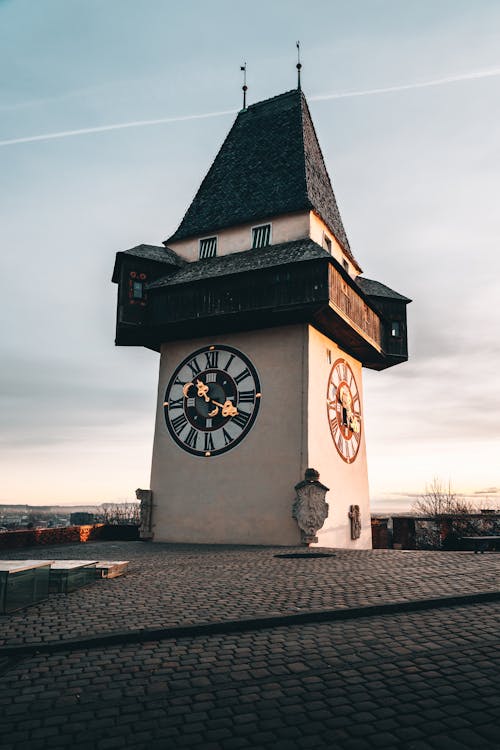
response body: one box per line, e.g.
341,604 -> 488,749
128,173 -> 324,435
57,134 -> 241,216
252,224 -> 271,248
342,259 -> 349,273
199,236 -> 217,259
322,234 -> 332,253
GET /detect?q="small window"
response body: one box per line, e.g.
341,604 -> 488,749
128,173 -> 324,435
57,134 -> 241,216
132,281 -> 144,299
342,259 -> 349,272
391,321 -> 401,337
199,236 -> 217,259
322,234 -> 332,253
252,224 -> 271,248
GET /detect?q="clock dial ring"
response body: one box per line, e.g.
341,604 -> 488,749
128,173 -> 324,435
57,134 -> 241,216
164,345 -> 261,457
326,358 -> 362,464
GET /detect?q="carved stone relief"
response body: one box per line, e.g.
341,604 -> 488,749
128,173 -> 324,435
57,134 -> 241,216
136,488 -> 153,540
292,468 -> 329,545
349,504 -> 361,540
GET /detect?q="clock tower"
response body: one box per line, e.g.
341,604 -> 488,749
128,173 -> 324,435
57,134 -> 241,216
112,89 -> 410,548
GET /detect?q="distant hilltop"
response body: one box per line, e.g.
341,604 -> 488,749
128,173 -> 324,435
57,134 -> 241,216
0,503 -> 111,514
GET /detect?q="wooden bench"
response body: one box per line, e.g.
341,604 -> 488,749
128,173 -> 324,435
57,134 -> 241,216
461,536 -> 500,554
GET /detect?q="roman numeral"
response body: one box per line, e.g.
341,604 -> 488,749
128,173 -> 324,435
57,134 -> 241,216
204,350 -> 219,368
225,354 -> 235,370
184,427 -> 198,449
173,376 -> 186,387
330,416 -> 339,436
222,428 -> 232,446
205,372 -> 217,383
337,433 -> 345,454
171,413 -> 188,434
232,411 -> 250,430
234,367 -> 250,385
187,358 -> 201,377
187,397 -> 195,407
204,433 -> 215,451
169,397 -> 184,410
238,390 -> 255,404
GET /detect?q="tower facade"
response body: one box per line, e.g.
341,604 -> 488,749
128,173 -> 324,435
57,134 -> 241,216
112,90 -> 410,548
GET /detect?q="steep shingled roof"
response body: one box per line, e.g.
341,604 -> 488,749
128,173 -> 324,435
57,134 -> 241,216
120,244 -> 185,265
355,276 -> 411,302
111,244 -> 185,284
166,90 -> 353,260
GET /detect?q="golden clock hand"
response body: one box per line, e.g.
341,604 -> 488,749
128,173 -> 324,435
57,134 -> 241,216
182,382 -> 194,397
195,378 -> 210,402
211,399 -> 238,418
208,406 -> 219,417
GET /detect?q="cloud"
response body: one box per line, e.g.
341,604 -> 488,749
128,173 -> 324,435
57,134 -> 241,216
0,109 -> 237,147
310,66 -> 500,102
2,65 -> 500,148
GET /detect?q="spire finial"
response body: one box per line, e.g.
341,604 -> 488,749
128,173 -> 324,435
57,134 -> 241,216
296,41 -> 302,90
240,63 -> 248,110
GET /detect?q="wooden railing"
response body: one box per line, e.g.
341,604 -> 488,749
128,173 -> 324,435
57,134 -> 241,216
328,266 -> 382,348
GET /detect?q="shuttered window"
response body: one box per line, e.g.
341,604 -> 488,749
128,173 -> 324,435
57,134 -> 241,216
199,237 -> 217,259
252,224 -> 271,248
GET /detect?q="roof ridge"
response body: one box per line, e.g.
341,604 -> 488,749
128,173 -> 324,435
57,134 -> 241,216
245,88 -> 300,111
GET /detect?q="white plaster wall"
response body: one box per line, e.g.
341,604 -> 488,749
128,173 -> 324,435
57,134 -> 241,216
306,327 -> 372,549
150,325 -> 309,545
168,212 -> 310,262
309,213 -> 361,278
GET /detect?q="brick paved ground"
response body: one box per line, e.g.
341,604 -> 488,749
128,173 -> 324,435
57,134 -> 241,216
0,542 -> 499,647
0,601 -> 498,749
0,543 -> 499,749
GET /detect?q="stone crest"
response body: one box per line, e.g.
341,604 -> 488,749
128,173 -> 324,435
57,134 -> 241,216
136,488 -> 153,540
292,468 -> 329,545
349,504 -> 361,540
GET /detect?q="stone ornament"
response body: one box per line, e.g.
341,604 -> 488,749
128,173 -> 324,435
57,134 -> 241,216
136,488 -> 153,540
293,468 -> 329,545
349,504 -> 361,540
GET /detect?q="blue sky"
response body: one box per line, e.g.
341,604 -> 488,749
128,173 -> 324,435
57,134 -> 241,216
2,0 -> 500,512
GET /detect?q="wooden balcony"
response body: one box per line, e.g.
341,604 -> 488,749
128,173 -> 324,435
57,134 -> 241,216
328,265 -> 382,351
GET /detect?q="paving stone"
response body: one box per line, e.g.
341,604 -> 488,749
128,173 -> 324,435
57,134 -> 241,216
0,544 -> 498,750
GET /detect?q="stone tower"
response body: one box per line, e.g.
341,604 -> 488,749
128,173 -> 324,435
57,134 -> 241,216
112,89 -> 410,548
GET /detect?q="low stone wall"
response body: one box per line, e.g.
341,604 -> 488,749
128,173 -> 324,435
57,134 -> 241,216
0,524 -> 139,551
392,514 -> 500,550
371,518 -> 390,549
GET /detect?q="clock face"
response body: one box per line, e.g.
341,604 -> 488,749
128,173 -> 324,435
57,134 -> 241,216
326,358 -> 362,464
164,345 -> 261,457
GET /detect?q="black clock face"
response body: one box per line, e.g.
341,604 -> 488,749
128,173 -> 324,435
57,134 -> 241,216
164,345 -> 262,457
326,358 -> 362,464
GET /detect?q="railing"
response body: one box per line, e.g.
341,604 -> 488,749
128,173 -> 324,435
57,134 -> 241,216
328,266 -> 382,348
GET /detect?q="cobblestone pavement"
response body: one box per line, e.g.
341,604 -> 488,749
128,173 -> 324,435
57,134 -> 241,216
0,600 -> 498,750
1,542 -> 499,647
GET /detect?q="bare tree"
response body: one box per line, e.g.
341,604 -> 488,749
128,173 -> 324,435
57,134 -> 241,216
99,502 -> 140,525
411,478 -> 476,516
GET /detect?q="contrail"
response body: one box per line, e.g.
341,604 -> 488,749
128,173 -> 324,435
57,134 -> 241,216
1,66 -> 499,148
0,109 -> 238,147
310,66 -> 500,102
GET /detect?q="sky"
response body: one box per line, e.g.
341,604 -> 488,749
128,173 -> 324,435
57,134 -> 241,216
1,0 -> 500,513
